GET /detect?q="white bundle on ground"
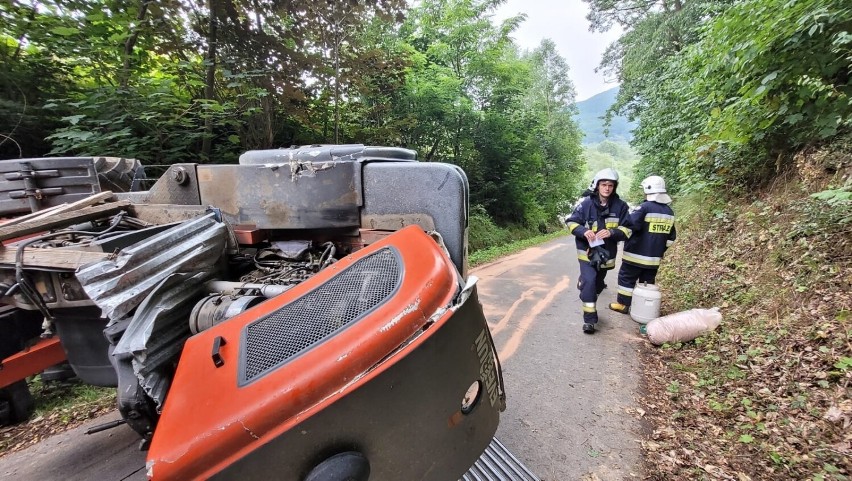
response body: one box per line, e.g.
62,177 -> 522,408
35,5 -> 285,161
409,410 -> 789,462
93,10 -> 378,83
646,307 -> 722,345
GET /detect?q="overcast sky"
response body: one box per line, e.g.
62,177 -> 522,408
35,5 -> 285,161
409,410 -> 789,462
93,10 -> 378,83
492,0 -> 623,102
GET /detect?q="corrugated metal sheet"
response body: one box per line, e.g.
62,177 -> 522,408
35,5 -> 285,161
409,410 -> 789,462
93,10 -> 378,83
76,212 -> 226,321
461,438 -> 540,481
115,271 -> 210,358
115,270 -> 213,408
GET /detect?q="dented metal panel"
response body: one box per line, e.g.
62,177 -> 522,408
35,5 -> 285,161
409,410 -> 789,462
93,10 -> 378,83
76,212 -> 227,321
115,271 -> 214,408
362,162 -> 470,276
196,163 -> 361,229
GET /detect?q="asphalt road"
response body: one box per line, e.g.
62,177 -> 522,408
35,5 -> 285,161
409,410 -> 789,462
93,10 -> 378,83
0,235 -> 644,480
479,236 -> 644,480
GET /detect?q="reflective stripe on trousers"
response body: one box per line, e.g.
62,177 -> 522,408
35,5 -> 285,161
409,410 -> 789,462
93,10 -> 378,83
578,259 -> 609,323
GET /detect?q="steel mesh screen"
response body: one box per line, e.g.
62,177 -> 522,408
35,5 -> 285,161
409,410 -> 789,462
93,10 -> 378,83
240,247 -> 401,384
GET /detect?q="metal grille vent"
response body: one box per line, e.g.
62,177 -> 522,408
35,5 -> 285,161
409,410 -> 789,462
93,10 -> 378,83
240,247 -> 402,385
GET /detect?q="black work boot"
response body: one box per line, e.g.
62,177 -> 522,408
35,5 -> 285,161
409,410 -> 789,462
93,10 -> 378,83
582,323 -> 596,334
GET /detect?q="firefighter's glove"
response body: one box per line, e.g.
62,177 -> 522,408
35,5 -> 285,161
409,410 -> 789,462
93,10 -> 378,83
587,245 -> 611,271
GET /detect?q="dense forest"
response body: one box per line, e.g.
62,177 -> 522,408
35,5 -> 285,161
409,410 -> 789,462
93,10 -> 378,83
0,0 -> 586,232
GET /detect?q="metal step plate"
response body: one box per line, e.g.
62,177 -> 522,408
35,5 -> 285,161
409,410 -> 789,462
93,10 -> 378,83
461,438 -> 540,481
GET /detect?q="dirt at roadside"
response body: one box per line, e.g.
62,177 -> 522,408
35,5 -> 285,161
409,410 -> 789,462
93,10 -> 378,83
637,145 -> 852,480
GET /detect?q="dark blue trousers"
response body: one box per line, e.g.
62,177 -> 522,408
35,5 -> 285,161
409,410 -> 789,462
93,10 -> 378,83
616,263 -> 658,307
577,260 -> 610,324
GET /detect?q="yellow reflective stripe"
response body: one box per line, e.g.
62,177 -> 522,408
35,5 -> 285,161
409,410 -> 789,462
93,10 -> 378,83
646,216 -> 674,234
617,286 -> 633,297
567,222 -> 581,234
577,252 -> 589,262
648,222 -> 673,234
582,303 -> 596,313
602,259 -> 616,269
617,226 -> 632,238
623,252 -> 661,266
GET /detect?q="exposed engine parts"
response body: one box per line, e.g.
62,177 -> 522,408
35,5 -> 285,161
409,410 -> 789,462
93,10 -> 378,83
238,241 -> 338,286
189,295 -> 265,334
187,241 -> 345,334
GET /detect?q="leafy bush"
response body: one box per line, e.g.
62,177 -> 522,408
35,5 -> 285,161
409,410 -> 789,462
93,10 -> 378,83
633,0 -> 852,190
468,204 -> 512,252
44,74 -> 261,164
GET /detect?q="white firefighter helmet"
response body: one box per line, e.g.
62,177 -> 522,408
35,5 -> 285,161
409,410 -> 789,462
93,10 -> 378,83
588,168 -> 619,191
642,175 -> 672,204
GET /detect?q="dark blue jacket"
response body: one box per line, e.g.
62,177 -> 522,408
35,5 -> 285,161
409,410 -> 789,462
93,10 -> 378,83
622,200 -> 676,268
565,192 -> 631,269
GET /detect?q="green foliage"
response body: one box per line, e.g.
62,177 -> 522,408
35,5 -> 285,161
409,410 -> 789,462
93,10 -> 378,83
0,33 -> 69,159
622,0 -> 852,191
811,185 -> 852,212
1,0 -> 584,230
468,204 -> 513,251
698,0 -> 852,147
391,0 -> 585,228
44,71 -> 270,164
583,140 -> 640,199
28,376 -> 114,417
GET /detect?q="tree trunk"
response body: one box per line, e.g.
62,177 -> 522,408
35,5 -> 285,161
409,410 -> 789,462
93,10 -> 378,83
202,0 -> 218,160
13,6 -> 38,60
333,41 -> 340,144
453,112 -> 465,164
426,137 -> 440,162
121,0 -> 151,88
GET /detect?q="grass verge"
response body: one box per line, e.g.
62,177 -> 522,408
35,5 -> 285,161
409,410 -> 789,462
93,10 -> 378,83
0,376 -> 115,456
469,229 -> 568,268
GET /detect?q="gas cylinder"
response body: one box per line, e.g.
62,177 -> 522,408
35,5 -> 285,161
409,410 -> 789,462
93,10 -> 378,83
630,283 -> 661,324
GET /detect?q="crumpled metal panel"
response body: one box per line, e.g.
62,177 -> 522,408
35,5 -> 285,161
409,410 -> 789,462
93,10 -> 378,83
460,438 -> 540,481
114,271 -> 211,358
114,271 -> 214,408
76,212 -> 227,321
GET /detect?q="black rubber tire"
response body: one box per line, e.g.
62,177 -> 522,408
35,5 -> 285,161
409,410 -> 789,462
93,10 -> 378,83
304,452 -> 370,481
0,380 -> 34,424
93,156 -> 145,192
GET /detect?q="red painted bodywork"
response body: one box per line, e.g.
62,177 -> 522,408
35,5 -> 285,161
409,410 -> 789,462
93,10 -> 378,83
146,226 -> 460,480
0,337 -> 66,389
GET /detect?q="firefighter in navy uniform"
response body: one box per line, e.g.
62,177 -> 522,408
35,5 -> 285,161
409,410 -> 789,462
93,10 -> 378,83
609,175 -> 677,314
565,168 -> 631,334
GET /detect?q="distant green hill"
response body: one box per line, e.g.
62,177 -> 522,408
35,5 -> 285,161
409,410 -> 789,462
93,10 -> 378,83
574,87 -> 635,144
